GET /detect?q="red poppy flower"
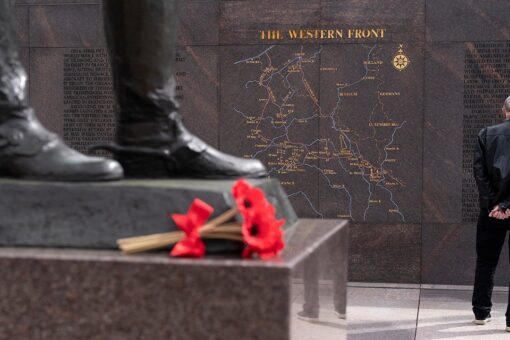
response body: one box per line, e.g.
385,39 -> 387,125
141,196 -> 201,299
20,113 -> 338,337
171,236 -> 205,258
242,210 -> 285,260
170,199 -> 214,258
232,179 -> 273,218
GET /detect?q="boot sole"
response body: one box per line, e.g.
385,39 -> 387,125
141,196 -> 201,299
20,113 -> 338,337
4,171 -> 124,182
121,161 -> 269,179
117,150 -> 269,179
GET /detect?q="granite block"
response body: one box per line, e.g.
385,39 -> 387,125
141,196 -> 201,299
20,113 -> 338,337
321,0 -> 425,43
15,5 -> 29,47
0,178 -> 297,249
29,48 -> 66,137
426,0 -> 510,42
422,223 -> 510,286
0,219 -> 348,340
177,0 -> 219,46
175,46 -> 219,148
349,223 -> 421,283
19,0 -> 217,46
220,0 -> 321,45
29,4 -> 104,47
422,43 -> 464,224
291,283 -> 347,339
219,44 -> 321,218
290,216 -> 349,316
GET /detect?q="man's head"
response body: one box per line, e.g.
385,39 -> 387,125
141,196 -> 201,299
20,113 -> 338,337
502,96 -> 510,120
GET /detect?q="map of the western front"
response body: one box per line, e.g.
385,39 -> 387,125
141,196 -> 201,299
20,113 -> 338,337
220,44 -> 422,222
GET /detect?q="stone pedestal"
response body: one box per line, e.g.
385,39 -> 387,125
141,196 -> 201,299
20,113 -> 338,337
0,219 -> 347,340
0,178 -> 297,249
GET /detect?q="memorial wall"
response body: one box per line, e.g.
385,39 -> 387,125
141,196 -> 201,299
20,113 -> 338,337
12,0 -> 510,285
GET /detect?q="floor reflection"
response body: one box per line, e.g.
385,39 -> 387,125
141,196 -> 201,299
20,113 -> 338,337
291,282 -> 347,340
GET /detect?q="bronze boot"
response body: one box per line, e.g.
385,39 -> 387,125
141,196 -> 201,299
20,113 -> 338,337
98,0 -> 267,179
0,0 -> 123,181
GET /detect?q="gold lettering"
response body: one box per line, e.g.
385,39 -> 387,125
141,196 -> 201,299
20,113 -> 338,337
260,30 -> 284,40
288,30 -> 298,39
265,28 -> 386,40
339,92 -> 358,97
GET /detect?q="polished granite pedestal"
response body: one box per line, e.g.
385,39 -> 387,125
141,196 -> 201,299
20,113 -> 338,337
0,219 -> 347,340
0,179 -> 297,249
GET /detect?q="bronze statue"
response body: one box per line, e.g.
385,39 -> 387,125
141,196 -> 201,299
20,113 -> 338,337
0,0 -> 267,181
97,0 -> 267,178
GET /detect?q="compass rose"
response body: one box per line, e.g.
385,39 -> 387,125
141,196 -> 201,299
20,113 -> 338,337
392,44 -> 410,71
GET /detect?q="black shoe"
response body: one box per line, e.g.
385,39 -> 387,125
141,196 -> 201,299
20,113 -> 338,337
334,311 -> 346,319
92,112 -> 268,179
473,313 -> 492,325
297,310 -> 319,322
0,108 -> 123,181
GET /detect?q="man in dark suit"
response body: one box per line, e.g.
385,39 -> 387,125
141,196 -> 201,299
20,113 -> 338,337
472,96 -> 510,332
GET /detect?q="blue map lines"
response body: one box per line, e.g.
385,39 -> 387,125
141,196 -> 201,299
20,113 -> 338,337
230,44 -> 409,222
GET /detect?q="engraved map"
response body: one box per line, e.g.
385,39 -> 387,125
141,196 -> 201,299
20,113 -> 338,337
221,44 -> 422,222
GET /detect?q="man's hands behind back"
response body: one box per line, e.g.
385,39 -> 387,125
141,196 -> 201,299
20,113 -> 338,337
489,205 -> 510,220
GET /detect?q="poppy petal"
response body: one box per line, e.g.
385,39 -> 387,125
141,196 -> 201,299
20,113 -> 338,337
171,237 -> 205,258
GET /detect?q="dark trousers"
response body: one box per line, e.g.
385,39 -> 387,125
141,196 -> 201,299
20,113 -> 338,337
472,210 -> 510,319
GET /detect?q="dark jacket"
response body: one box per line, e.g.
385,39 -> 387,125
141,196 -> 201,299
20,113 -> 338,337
474,120 -> 510,211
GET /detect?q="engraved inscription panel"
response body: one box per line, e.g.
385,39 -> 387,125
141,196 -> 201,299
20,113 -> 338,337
461,42 -> 510,222
63,48 -> 115,153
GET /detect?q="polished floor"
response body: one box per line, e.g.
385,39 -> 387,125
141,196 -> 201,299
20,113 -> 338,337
292,283 -> 510,340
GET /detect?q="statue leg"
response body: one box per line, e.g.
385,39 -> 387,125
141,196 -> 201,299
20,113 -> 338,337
0,0 -> 28,109
100,0 -> 267,179
0,0 -> 122,181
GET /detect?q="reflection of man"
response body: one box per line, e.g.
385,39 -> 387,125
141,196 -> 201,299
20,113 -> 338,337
472,96 -> 510,331
0,0 -> 267,181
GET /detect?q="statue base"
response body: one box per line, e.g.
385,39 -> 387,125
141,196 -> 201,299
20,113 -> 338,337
0,219 -> 348,340
0,178 -> 297,249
